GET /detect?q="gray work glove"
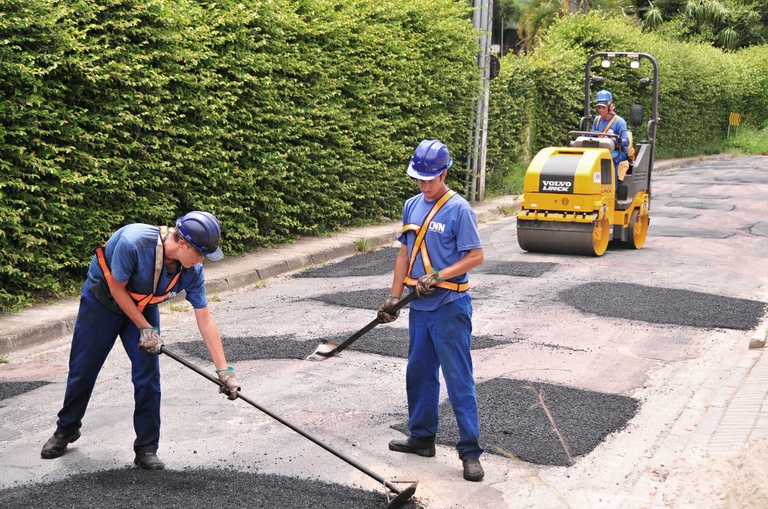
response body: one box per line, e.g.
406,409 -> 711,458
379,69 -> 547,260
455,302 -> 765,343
216,368 -> 240,400
416,269 -> 443,297
377,296 -> 401,323
138,327 -> 164,354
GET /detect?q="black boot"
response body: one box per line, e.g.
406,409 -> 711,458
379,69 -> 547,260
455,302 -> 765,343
388,438 -> 435,457
462,458 -> 484,482
134,451 -> 165,470
41,431 -> 81,459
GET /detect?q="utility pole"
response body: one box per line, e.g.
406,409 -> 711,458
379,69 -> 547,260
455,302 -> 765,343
466,0 -> 493,202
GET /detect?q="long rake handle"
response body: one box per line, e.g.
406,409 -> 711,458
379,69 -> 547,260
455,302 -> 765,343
160,346 -> 407,496
330,291 -> 417,356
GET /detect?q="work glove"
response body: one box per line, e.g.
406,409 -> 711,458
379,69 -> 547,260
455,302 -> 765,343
416,269 -> 444,298
216,367 -> 240,400
138,327 -> 164,354
377,296 -> 401,323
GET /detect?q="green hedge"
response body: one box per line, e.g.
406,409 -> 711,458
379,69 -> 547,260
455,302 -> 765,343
486,13 -> 768,186
0,0 -> 478,311
6,3 -> 767,313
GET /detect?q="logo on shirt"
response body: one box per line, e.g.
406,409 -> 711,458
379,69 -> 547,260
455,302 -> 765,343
429,221 -> 446,233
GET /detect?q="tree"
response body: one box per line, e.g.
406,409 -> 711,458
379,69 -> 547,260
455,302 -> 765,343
637,0 -> 767,50
517,0 -> 633,52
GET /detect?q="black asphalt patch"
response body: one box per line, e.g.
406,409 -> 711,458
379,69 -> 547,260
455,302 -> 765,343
0,468 -> 424,508
317,327 -> 517,359
474,261 -> 557,277
174,335 -> 319,360
175,328 -> 516,362
293,249 -> 557,280
311,288 -> 391,311
311,285 -> 497,311
295,248 -> 399,278
0,381 -> 51,402
559,282 -> 766,330
391,377 -> 638,467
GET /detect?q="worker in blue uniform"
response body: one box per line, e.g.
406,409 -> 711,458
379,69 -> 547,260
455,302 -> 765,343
41,211 -> 239,470
378,139 -> 485,482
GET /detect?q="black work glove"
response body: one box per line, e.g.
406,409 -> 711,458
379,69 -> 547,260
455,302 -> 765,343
138,327 -> 164,354
377,296 -> 401,323
216,367 -> 240,400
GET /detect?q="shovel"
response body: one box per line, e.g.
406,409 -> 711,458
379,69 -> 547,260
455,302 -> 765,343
307,291 -> 416,361
161,346 -> 419,509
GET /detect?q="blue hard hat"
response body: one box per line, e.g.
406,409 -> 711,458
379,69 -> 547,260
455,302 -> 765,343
176,211 -> 223,261
595,90 -> 613,106
407,139 -> 453,180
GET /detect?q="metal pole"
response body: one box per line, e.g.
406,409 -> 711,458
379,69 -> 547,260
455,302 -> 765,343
467,0 -> 492,202
500,17 -> 504,57
476,0 -> 492,202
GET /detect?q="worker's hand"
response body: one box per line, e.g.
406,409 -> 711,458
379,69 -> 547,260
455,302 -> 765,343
138,327 -> 164,354
416,270 -> 443,297
377,296 -> 401,323
217,367 -> 240,400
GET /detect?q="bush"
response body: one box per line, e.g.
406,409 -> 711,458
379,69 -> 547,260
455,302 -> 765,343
0,0 -> 478,311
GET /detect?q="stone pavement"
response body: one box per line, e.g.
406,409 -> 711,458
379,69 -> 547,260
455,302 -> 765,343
2,155 -> 767,500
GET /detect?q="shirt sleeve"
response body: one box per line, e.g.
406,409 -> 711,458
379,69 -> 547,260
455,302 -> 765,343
109,236 -> 139,283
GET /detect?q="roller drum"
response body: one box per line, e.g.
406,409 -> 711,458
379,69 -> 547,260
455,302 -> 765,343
517,218 -> 610,256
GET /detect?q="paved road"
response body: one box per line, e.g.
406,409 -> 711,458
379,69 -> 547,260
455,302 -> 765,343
1,155 -> 767,509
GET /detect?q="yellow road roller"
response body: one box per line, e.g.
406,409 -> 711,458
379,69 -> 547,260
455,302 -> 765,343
517,52 -> 659,256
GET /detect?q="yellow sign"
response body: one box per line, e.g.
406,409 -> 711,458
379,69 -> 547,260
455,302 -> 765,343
729,112 -> 741,126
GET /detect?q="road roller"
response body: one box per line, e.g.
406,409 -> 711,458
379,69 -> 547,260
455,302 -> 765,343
517,52 -> 660,256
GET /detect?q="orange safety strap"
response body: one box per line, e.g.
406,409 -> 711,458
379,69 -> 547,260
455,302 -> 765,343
593,114 -> 617,134
402,190 -> 469,293
95,229 -> 181,312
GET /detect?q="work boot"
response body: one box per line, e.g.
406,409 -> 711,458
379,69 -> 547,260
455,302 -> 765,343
462,458 -> 484,482
134,451 -> 165,470
388,438 -> 435,458
41,431 -> 81,459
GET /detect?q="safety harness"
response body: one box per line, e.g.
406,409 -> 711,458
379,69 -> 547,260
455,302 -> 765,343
95,226 -> 181,312
402,190 -> 469,293
593,114 -> 618,138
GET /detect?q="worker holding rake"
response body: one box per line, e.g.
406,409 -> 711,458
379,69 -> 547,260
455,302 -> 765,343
41,211 -> 239,470
378,139 -> 485,482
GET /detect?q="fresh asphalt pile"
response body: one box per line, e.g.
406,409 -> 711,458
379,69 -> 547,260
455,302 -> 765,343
0,468 -> 424,509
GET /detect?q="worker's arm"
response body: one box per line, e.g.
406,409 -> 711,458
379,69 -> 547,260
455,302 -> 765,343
388,243 -> 410,298
436,247 -> 484,281
195,306 -> 239,400
107,278 -> 152,329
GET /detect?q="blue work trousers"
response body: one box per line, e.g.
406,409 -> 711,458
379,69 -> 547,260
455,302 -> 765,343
406,297 -> 483,460
55,281 -> 162,453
